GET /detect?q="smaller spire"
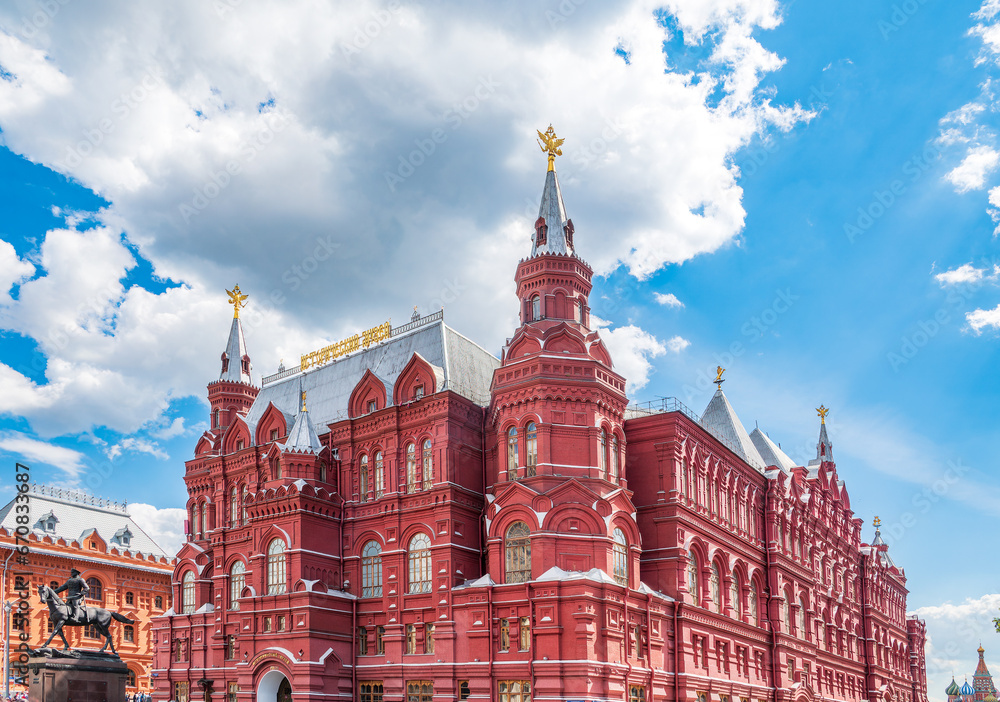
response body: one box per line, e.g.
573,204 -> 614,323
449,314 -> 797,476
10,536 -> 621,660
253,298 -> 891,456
817,404 -> 829,424
226,284 -> 249,319
537,124 -> 565,172
810,405 -> 834,464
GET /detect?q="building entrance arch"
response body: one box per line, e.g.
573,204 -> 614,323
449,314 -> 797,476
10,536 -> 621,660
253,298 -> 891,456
257,668 -> 293,701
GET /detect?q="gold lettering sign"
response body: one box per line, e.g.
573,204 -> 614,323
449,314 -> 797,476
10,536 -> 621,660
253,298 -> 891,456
249,650 -> 292,668
300,320 -> 391,370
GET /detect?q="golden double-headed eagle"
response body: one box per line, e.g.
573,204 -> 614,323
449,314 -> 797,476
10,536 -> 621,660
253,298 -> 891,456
537,124 -> 565,171
226,284 -> 249,319
816,404 -> 830,424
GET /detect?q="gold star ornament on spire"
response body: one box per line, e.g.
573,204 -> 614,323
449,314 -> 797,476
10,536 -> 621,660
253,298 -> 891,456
817,404 -> 830,424
226,284 -> 249,319
537,124 -> 565,172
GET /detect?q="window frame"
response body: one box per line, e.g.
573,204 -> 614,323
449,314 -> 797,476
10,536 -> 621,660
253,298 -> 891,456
504,522 -> 531,584
362,540 -> 383,598
266,538 -> 287,595
407,533 -> 432,593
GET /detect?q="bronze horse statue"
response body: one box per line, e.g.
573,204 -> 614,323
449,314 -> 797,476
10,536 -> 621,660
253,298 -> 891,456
37,584 -> 136,655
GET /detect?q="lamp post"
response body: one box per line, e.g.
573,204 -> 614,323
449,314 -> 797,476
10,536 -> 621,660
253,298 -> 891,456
2,599 -> 12,700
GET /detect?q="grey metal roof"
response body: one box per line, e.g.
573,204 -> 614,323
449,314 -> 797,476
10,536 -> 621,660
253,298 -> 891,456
221,317 -> 253,384
532,169 -> 574,256
283,408 -> 323,454
749,428 -> 798,472
0,484 -> 173,560
245,319 -> 499,440
700,389 -> 767,471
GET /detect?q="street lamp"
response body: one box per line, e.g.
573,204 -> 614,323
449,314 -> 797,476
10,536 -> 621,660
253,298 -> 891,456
3,599 -> 12,700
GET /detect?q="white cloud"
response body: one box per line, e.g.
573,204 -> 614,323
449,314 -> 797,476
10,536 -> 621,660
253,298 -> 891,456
667,335 -> 691,353
0,0 -> 811,438
0,431 -> 85,478
0,239 -> 35,305
152,417 -> 187,440
106,437 -> 169,461
967,303 -> 1000,333
945,145 -> 1000,192
592,316 -> 667,394
934,262 -> 999,286
128,502 -> 186,558
654,292 -> 685,308
911,593 -> 1000,699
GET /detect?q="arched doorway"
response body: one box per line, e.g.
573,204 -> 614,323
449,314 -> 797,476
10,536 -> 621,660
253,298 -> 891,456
257,669 -> 293,701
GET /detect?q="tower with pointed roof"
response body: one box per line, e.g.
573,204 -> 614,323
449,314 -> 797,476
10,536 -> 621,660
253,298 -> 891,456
974,645 -> 998,700
207,284 -> 259,434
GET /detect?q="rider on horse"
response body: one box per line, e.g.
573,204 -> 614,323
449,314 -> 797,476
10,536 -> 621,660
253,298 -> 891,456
53,568 -> 89,622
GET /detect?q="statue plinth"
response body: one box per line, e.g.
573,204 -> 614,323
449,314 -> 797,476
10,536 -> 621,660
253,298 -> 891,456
27,649 -> 128,702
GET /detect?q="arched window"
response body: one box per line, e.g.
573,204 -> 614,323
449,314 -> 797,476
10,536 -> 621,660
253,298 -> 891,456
86,577 -> 103,603
574,298 -> 582,323
125,591 -> 134,606
682,459 -> 690,496
731,575 -> 741,618
507,427 -> 518,480
230,487 -> 238,527
406,443 -> 417,493
687,552 -> 700,606
505,522 -> 531,583
599,429 -> 607,478
266,539 -> 286,595
360,455 -> 369,502
408,533 -> 432,593
798,596 -> 807,638
818,620 -> 826,650
422,439 -> 433,489
710,562 -> 721,613
531,295 -> 541,321
611,434 -> 620,481
746,582 -> 757,621
362,540 -> 383,598
612,528 -> 628,586
229,561 -> 245,610
201,501 -> 209,536
126,668 -> 137,687
181,572 -> 195,614
241,485 -> 248,526
374,451 -> 385,498
783,592 -> 792,632
525,423 -> 537,477
213,409 -> 219,428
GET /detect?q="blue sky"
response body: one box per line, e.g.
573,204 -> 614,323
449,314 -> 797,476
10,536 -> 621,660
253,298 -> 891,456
1,0 -> 999,695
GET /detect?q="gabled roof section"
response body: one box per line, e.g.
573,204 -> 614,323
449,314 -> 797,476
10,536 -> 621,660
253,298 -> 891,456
750,428 -> 797,472
871,528 -> 897,569
221,316 -> 253,384
700,388 -> 766,471
532,168 -> 574,257
283,405 -> 323,454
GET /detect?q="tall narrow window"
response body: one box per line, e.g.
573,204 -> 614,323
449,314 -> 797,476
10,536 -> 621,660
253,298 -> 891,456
229,561 -> 245,610
375,451 -> 385,498
499,619 -> 510,651
362,540 -> 383,598
406,625 -> 416,654
86,578 -> 103,602
201,502 -> 209,537
798,596 -> 807,638
376,626 -> 385,654
531,295 -> 541,321
358,626 -> 368,655
504,522 -> 531,584
612,528 -> 628,586
711,562 -> 721,613
181,571 -> 195,614
406,443 -> 417,493
731,576 -> 742,618
241,485 -> 248,525
124,625 -> 134,642
749,582 -> 759,622
425,623 -> 435,653
408,533 -> 432,593
783,594 -> 792,632
525,423 -> 537,477
611,435 -> 620,481
688,552 -> 700,606
267,539 -> 286,595
360,455 -> 369,502
507,427 -> 518,481
599,429 -> 607,478
226,635 -> 236,660
360,682 -> 384,702
422,439 -> 433,489
682,459 -> 690,496
230,487 -> 238,527
519,617 -> 530,651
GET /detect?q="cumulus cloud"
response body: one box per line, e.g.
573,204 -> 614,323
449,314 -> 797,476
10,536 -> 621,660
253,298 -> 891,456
106,437 -> 169,461
654,292 -> 685,307
946,145 -> 1000,192
592,316 -> 667,394
666,335 -> 691,353
152,417 -> 187,440
934,262 -> 999,286
0,431 -> 85,478
967,303 -> 1000,333
0,240 -> 35,305
0,0 -> 811,438
128,502 -> 186,558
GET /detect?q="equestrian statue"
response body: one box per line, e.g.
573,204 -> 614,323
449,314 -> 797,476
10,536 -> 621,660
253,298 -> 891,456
37,568 -> 136,656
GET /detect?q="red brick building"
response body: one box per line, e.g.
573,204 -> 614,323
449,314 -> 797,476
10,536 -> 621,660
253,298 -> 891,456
152,154 -> 928,702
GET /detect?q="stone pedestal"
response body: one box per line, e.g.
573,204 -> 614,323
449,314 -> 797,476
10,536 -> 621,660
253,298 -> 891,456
27,649 -> 128,702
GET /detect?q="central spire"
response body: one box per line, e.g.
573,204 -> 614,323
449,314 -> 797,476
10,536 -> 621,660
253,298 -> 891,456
531,125 -> 575,257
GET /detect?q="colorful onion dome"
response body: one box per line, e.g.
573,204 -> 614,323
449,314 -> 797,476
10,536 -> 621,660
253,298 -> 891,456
962,681 -> 976,696
947,679 -> 962,696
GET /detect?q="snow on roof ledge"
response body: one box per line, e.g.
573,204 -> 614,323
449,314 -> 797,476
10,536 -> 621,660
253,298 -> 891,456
536,566 -> 619,585
452,574 -> 496,590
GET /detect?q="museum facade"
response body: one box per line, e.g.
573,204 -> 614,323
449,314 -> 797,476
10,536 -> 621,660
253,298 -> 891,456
151,141 -> 929,702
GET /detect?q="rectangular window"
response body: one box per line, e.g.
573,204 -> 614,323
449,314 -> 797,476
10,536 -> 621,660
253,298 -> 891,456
633,625 -> 643,658
175,682 -> 190,702
519,617 -> 530,651
406,624 -> 416,654
424,623 -> 435,654
277,615 -> 286,631
358,626 -> 369,655
228,682 -> 239,702
629,686 -> 646,702
264,616 -> 272,633
270,428 -> 279,441
498,680 -> 531,702
360,681 -> 384,702
406,681 -> 434,702
376,625 -> 385,655
414,385 -> 424,399
696,692 -> 707,702
368,399 -> 377,413
459,682 -> 471,701
226,635 -> 236,660
499,618 -> 510,652
174,638 -> 185,662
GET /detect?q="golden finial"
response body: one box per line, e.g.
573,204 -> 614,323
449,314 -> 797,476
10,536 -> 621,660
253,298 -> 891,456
714,366 -> 725,390
817,405 -> 830,424
226,284 -> 249,319
873,516 -> 881,529
300,390 -> 307,413
537,124 -> 565,172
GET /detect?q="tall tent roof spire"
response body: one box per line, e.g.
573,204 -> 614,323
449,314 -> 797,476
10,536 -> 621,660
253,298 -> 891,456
810,404 -> 834,465
220,284 -> 253,385
283,379 -> 322,454
700,384 -> 766,471
532,125 -> 575,257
